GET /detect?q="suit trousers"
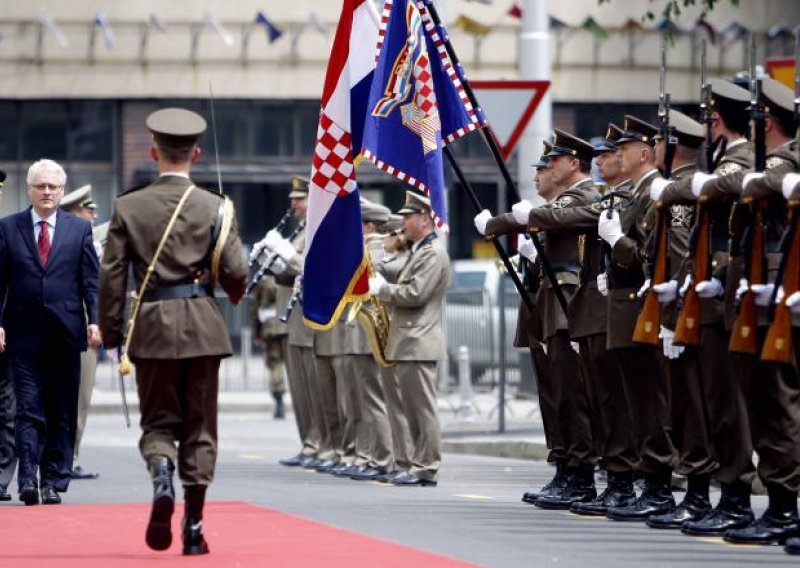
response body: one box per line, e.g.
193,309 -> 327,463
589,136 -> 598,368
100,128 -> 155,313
334,355 -> 369,467
529,343 -> 565,464
614,344 -> 676,476
73,347 -> 98,461
580,334 -> 637,473
286,341 -> 322,457
313,355 -> 344,462
11,345 -> 81,492
133,356 -> 221,486
667,347 -> 714,477
352,354 -> 393,470
0,355 -> 16,491
740,327 -> 800,492
395,361 -> 441,481
547,332 -> 594,468
379,366 -> 413,470
697,325 -> 755,485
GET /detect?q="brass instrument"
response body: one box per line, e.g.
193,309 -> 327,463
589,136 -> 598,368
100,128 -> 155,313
348,233 -> 394,368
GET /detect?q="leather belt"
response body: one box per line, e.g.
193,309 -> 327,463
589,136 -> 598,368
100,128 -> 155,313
142,283 -> 214,302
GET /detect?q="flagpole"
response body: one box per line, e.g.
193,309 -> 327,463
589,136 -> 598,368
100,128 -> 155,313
443,146 -> 534,311
425,0 -> 568,315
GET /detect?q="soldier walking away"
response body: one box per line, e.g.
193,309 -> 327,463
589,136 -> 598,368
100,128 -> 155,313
99,108 -> 247,555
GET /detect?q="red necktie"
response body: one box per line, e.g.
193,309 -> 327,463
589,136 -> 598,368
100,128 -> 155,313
38,220 -> 51,266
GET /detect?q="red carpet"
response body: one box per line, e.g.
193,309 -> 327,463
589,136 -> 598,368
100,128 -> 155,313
0,501 -> 476,567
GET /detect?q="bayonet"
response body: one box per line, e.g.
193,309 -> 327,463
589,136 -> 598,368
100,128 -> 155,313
117,347 -> 131,428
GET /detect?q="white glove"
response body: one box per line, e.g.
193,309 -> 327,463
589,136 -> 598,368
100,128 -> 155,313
692,172 -> 718,198
659,326 -> 684,360
636,278 -> 651,298
782,173 -> 800,200
735,278 -> 749,302
653,279 -> 678,303
269,255 -> 288,275
272,237 -> 298,262
742,172 -> 765,192
750,283 -> 775,307
695,277 -> 723,298
369,272 -> 386,295
650,177 -> 672,201
597,273 -> 609,296
517,234 -> 538,262
786,290 -> 800,314
474,209 -> 492,236
597,210 -> 624,247
512,200 -> 534,225
264,229 -> 283,250
249,239 -> 268,265
570,341 -> 580,354
679,274 -> 692,297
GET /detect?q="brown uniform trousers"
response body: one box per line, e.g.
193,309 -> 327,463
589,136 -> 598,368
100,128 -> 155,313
662,141 -> 756,486
99,175 -> 247,486
527,179 -> 637,474
610,170 -> 676,477
488,180 -> 598,470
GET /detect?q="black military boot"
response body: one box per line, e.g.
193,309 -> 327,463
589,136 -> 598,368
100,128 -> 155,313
682,481 -> 754,536
725,485 -> 800,545
145,456 -> 175,551
183,485 -> 210,555
536,465 -> 597,510
606,472 -> 675,522
272,392 -> 285,420
522,463 -> 568,504
647,474 -> 712,529
571,471 -> 636,516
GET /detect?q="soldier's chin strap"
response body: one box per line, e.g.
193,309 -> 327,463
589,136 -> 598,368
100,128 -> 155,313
119,185 -> 197,376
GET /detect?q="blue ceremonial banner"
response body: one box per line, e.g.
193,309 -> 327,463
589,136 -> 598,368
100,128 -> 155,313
362,0 -> 485,232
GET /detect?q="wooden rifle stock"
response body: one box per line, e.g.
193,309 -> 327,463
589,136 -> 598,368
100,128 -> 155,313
674,206 -> 709,345
633,209 -> 668,345
761,206 -> 800,363
730,200 -> 766,354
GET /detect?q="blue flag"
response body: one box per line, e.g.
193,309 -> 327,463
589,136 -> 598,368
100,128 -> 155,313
361,0 -> 485,232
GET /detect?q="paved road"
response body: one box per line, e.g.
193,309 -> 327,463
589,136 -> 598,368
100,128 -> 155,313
11,413 -> 796,567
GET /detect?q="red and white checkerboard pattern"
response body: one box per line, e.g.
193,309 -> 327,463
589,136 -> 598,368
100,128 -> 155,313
311,112 -> 356,197
413,53 -> 437,117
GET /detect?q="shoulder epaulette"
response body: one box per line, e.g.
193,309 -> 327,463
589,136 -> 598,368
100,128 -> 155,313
118,182 -> 150,197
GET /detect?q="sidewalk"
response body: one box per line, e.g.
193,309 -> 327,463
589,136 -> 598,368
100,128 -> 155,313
90,359 -> 548,461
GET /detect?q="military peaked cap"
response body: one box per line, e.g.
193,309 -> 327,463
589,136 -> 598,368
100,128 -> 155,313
617,115 -> 659,146
288,176 -> 310,199
545,129 -> 594,162
60,184 -> 93,210
397,191 -> 431,215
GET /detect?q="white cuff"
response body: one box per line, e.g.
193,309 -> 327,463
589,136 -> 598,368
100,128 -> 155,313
782,173 -> 800,201
692,172 -> 717,198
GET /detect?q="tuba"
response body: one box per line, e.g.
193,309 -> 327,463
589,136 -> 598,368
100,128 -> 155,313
348,234 -> 394,368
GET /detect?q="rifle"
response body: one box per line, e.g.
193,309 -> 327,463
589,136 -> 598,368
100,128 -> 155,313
674,40 -> 712,346
761,26 -> 800,362
730,34 -> 767,354
633,35 -> 676,345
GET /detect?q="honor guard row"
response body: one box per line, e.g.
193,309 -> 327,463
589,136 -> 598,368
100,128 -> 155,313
473,69 -> 800,555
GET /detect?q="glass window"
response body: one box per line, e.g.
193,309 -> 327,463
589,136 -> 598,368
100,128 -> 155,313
68,101 -> 114,161
253,104 -> 292,156
0,103 -> 19,161
21,101 -> 68,160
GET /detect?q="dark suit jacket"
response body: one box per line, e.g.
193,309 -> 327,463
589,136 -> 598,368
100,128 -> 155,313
0,208 -> 99,355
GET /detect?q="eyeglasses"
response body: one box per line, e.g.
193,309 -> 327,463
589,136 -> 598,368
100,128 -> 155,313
30,183 -> 63,191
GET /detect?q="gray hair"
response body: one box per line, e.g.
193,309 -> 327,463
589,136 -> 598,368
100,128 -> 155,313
27,159 -> 67,186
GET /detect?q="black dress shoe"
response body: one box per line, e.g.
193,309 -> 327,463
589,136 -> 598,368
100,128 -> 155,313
391,472 -> 437,487
19,482 -> 39,506
313,460 -> 338,473
351,467 -> 389,481
145,456 -> 175,551
304,458 -> 326,470
70,465 -> 99,480
785,537 -> 800,555
278,453 -> 305,467
0,485 -> 10,501
724,508 -> 800,545
182,517 -> 210,556
329,463 -> 351,476
40,486 -> 61,505
376,469 -> 404,483
337,464 -> 365,478
647,491 -> 711,529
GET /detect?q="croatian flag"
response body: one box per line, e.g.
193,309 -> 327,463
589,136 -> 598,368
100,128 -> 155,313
302,0 -> 379,330
362,0 -> 486,232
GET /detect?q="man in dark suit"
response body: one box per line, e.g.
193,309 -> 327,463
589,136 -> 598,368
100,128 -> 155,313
0,159 -> 100,506
0,169 -> 14,502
